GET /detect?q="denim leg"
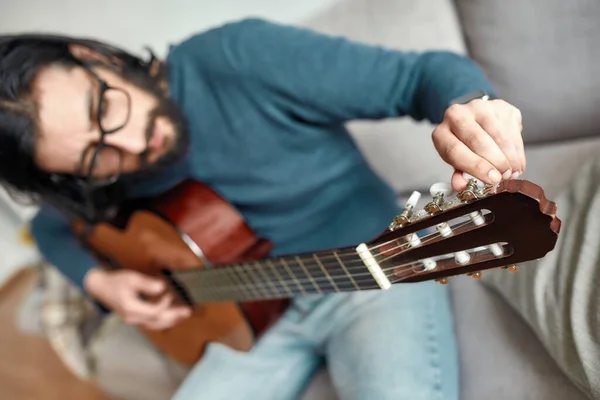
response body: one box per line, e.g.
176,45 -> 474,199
171,305 -> 322,400
171,282 -> 458,400
322,282 -> 459,400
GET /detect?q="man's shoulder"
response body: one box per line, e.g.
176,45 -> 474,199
166,18 -> 274,59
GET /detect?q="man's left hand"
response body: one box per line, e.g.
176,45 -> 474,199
432,98 -> 525,191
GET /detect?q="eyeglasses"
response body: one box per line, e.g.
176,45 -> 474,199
75,63 -> 131,222
77,64 -> 131,189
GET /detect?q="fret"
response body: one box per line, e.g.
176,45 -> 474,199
333,251 -> 361,291
242,263 -> 271,299
232,264 -> 262,299
184,267 -> 240,303
294,255 -> 322,294
173,270 -> 210,304
194,268 -> 215,302
313,254 -> 339,293
169,244 -> 385,304
265,259 -> 294,297
222,265 -> 250,298
280,257 -> 307,295
206,266 -> 237,300
253,261 -> 281,298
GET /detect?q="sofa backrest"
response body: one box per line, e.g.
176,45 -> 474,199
454,0 -> 600,144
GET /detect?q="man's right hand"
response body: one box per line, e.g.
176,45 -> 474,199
84,268 -> 192,330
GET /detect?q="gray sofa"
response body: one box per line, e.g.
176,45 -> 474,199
47,1 -> 600,399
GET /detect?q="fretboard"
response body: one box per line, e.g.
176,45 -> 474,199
166,248 -> 382,304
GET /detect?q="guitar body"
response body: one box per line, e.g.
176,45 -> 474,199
74,180 -> 289,366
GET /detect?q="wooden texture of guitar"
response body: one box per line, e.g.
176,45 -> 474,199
72,177 -> 561,367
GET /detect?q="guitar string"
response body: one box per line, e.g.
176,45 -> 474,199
172,218 -> 476,280
180,255 -> 477,302
181,248 -> 491,297
169,211 -> 482,289
284,211 -> 485,264
178,257 -> 412,301
172,218 -> 482,297
174,230 -> 502,300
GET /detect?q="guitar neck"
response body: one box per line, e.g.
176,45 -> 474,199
166,246 -> 385,304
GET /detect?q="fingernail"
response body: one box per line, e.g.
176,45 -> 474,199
511,171 -> 521,179
502,170 -> 512,180
488,169 -> 502,183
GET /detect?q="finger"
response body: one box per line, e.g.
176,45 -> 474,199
449,115 -> 512,179
127,272 -> 166,296
434,131 -> 502,186
123,292 -> 174,323
507,105 -> 526,174
451,169 -> 468,192
477,112 -> 521,178
513,119 -> 526,175
143,307 -> 192,331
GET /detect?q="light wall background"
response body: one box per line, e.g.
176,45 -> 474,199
0,0 -> 338,57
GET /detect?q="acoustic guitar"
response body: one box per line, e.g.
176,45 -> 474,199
72,177 -> 561,367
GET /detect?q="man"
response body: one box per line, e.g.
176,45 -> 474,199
0,18 -> 524,399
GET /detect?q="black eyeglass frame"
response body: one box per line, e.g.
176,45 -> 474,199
73,62 -> 132,222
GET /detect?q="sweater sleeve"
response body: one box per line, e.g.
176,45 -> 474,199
30,204 -> 97,292
174,18 -> 497,125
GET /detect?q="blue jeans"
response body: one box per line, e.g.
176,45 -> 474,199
172,281 -> 458,400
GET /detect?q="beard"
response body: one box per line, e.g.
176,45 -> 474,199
80,68 -> 191,221
116,70 -> 191,185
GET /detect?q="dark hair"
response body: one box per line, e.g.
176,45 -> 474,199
0,33 -> 167,221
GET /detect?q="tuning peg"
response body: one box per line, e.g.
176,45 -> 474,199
458,173 -> 485,202
466,271 -> 482,279
435,277 -> 449,285
468,211 -> 504,257
429,182 -> 453,198
462,172 -> 484,187
455,251 -> 471,265
406,191 -> 421,208
391,191 -> 422,229
501,264 -> 519,273
425,183 -> 453,214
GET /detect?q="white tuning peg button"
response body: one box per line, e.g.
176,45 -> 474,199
429,182 -> 453,198
405,191 -> 421,209
462,172 -> 484,187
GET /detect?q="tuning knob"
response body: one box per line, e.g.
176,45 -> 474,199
462,172 -> 484,187
425,183 -> 453,214
467,271 -> 482,279
406,191 -> 422,208
458,173 -> 485,202
429,182 -> 453,198
391,191 -> 422,229
435,277 -> 449,285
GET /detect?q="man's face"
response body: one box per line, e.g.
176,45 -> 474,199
33,46 -> 188,183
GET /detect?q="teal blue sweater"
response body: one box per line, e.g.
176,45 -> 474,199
30,18 -> 496,292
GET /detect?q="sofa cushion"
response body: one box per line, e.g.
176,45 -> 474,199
454,0 -> 600,144
449,278 -> 588,400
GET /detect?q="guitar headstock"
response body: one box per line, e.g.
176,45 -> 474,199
364,178 -> 561,285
